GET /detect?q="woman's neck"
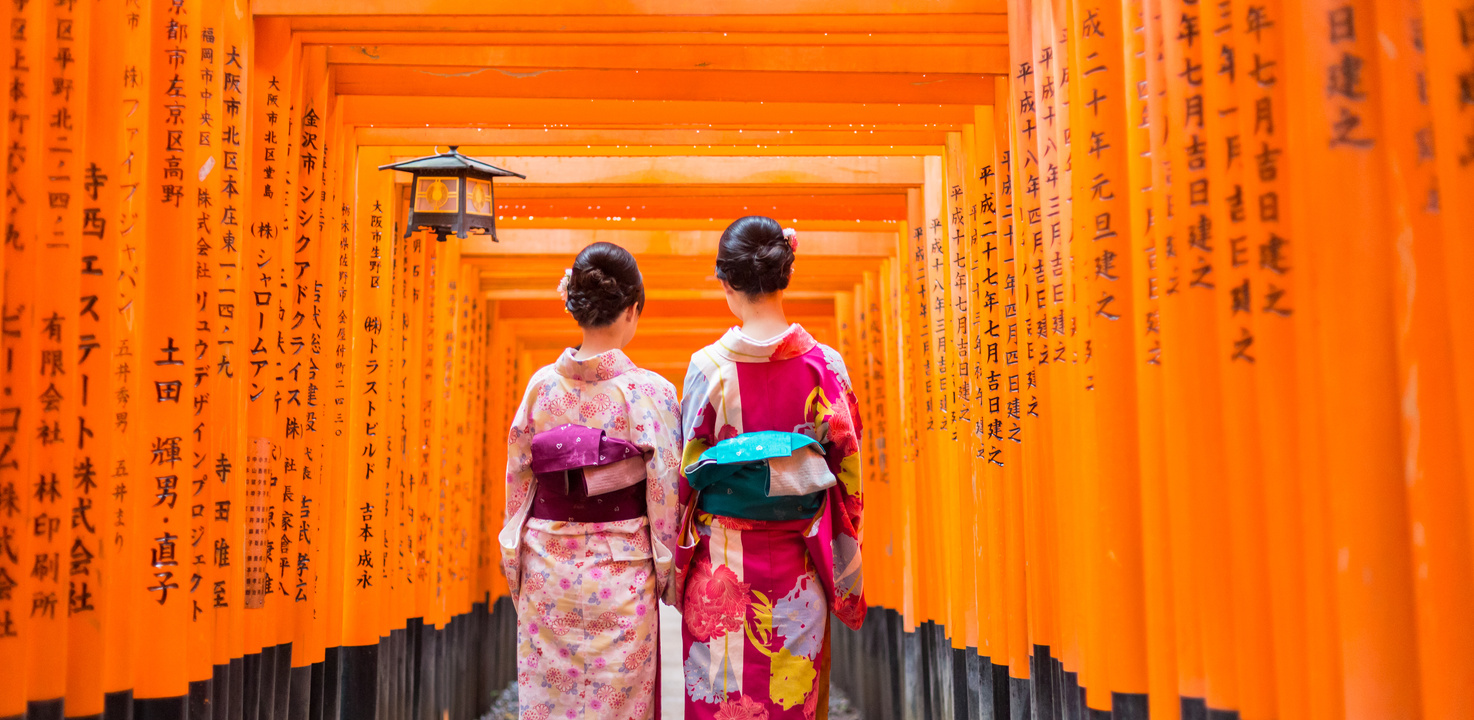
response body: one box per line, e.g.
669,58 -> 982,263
738,296 -> 790,342
573,327 -> 623,360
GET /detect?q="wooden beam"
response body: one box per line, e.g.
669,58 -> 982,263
485,278 -> 872,295
304,31 -> 1008,46
460,228 -> 897,256
484,289 -> 842,300
343,96 -> 975,127
495,297 -> 834,319
483,219 -> 900,232
482,270 -> 880,293
331,66 -> 995,106
325,43 -> 1007,75
362,142 -> 946,157
472,253 -> 885,279
484,194 -> 908,221
286,14 -> 1009,34
258,0 -> 1004,16
490,185 -> 918,199
353,127 -> 952,147
505,326 -> 840,350
381,154 -> 926,186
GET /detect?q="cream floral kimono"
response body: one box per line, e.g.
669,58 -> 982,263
500,349 -> 683,720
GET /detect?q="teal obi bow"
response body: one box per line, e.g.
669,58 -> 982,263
684,431 -> 837,521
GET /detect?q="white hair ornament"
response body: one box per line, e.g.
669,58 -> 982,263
556,269 -> 572,312
782,227 -> 798,251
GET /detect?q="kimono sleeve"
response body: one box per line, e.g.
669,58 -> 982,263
680,356 -> 720,474
635,375 -> 684,606
667,355 -> 720,605
817,345 -> 867,628
498,373 -> 543,599
818,346 -> 864,526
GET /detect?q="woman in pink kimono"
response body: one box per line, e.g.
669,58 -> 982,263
500,242 -> 683,720
678,217 -> 866,720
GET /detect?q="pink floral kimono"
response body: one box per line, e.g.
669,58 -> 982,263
677,324 -> 866,720
500,349 -> 684,720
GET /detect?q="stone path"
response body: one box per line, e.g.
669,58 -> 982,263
658,602 -> 685,718
485,605 -> 859,719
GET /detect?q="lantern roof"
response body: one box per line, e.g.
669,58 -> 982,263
378,146 -> 526,178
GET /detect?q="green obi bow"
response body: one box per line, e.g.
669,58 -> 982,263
684,431 -> 837,521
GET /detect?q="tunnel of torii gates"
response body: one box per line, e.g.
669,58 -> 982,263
0,0 -> 1471,720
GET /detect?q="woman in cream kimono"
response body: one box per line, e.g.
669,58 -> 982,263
500,243 -> 683,720
678,217 -> 866,720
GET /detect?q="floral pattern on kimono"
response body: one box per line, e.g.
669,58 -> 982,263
517,520 -> 660,720
677,324 -> 866,720
500,348 -> 683,720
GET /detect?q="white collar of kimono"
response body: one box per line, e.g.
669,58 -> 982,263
713,323 -> 817,363
554,347 -> 638,382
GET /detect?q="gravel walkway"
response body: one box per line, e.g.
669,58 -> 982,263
481,677 -> 862,719
485,604 -> 860,719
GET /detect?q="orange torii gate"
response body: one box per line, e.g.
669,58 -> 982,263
0,2 -> 1469,720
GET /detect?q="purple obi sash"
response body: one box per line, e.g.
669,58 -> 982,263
530,424 -> 648,523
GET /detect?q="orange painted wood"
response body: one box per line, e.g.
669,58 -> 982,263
324,112 -> 357,654
428,234 -> 461,628
355,127 -> 952,148
413,237 -> 439,623
443,194 -> 908,222
72,0 -> 122,711
1156,0 -> 1210,702
922,152 -> 955,632
463,229 -> 898,258
133,0 -> 203,699
1023,0 -> 1064,686
1010,0 -> 1049,684
286,13 -> 1010,34
985,80 -> 1014,669
324,42 -> 1006,75
1002,11 -> 1033,671
385,154 -> 924,188
244,16 -> 292,657
189,0 -> 222,686
1286,0 -> 1422,715
343,97 -> 976,129
0,0 -> 41,710
1198,0 -> 1272,712
1128,0 -> 1181,714
102,0 -> 153,695
289,46 -> 332,666
942,132 -> 975,649
332,66 -> 998,106
215,0 -> 252,670
26,0 -> 90,703
898,192 -> 924,625
963,119 -> 994,658
342,146 -> 394,647
1229,0 -> 1309,714
1420,0 -> 1474,569
306,30 -> 1009,46
255,0 -> 1006,17
1071,0 -> 1150,703
1374,0 -> 1474,715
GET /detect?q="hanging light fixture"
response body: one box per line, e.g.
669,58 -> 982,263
378,146 -> 525,242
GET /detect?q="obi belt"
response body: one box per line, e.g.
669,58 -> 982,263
683,431 -> 837,521
530,424 -> 648,523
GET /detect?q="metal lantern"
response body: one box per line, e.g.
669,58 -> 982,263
378,146 -> 525,242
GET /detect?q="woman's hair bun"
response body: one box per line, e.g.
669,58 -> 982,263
565,242 -> 645,328
714,216 -> 794,297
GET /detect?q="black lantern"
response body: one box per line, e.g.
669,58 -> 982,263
378,146 -> 525,242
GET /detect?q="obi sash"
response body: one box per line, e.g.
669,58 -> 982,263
529,424 -> 648,523
683,431 -> 837,521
